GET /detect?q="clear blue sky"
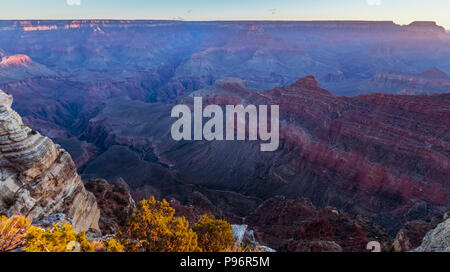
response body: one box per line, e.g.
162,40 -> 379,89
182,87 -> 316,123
1,0 -> 449,29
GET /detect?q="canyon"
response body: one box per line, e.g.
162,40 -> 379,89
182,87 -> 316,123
0,20 -> 449,251
170,97 -> 280,151
77,75 -> 450,236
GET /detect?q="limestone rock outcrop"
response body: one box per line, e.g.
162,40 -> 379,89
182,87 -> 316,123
231,224 -> 276,252
0,89 -> 100,232
412,219 -> 450,252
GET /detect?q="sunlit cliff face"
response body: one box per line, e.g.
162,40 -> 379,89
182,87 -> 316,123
16,20 -> 134,32
23,25 -> 57,31
0,55 -> 32,66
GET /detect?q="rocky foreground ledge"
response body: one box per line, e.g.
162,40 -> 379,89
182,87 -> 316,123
412,218 -> 450,252
0,89 -> 99,232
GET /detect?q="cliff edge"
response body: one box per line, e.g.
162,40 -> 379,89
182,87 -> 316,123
0,89 -> 100,232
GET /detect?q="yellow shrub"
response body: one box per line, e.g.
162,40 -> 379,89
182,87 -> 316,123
127,197 -> 200,252
193,214 -> 235,252
25,222 -> 94,252
0,215 -> 30,252
104,238 -> 125,252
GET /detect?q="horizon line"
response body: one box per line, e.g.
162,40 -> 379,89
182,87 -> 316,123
0,18 -> 444,24
1,18 -> 447,30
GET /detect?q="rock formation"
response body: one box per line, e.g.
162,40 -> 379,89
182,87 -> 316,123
0,54 -> 55,84
84,178 -> 135,234
392,215 -> 446,252
231,224 -> 276,252
0,89 -> 100,232
245,196 -> 393,252
0,19 -> 448,241
412,218 -> 450,252
360,68 -> 450,95
77,75 -> 450,234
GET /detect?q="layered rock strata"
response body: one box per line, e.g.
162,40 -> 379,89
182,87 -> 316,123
0,89 -> 99,232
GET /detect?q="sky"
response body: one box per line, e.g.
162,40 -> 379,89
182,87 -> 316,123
0,0 -> 449,29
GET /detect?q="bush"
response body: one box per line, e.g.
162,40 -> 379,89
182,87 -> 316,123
126,197 -> 200,252
104,237 -> 125,252
0,215 -> 30,252
25,222 -> 94,252
193,214 -> 235,252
